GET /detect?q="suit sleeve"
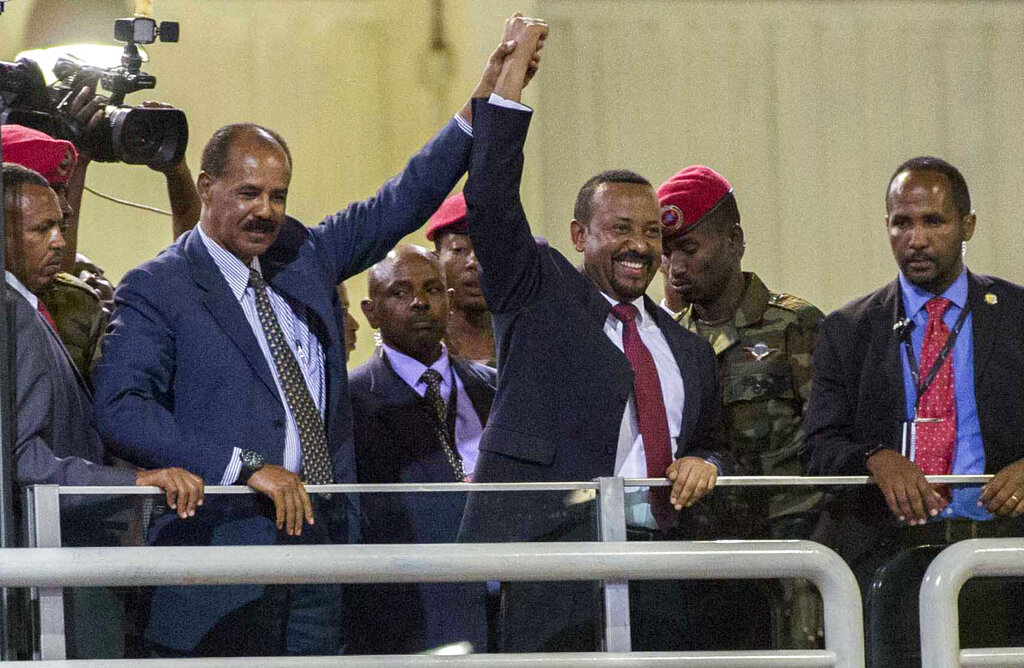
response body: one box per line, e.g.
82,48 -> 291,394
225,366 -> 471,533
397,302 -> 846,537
93,269 -> 227,482
800,315 -> 874,475
463,100 -> 543,315
8,294 -> 135,488
311,117 -> 473,282
685,341 -> 733,474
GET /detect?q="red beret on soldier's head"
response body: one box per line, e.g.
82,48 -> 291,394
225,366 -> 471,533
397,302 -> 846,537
1,124 -> 78,185
656,165 -> 733,239
425,192 -> 467,242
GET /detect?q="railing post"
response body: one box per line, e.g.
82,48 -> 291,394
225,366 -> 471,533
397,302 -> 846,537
596,477 -> 630,652
24,485 -> 65,660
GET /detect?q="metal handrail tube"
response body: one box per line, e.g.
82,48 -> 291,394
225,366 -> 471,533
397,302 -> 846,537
0,541 -> 863,668
21,650 -> 838,666
919,538 -> 1024,667
960,648 -> 1024,666
49,474 -> 994,495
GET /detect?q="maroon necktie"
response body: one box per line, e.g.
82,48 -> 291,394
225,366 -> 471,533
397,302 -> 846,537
915,297 -> 956,476
37,300 -> 57,331
611,303 -> 676,527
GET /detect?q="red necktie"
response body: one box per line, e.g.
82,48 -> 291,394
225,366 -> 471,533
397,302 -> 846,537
611,303 -> 676,527
915,297 -> 956,476
37,300 -> 57,331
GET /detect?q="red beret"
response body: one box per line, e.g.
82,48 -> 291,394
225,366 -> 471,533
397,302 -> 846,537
2,124 -> 78,185
656,165 -> 732,238
425,192 -> 467,242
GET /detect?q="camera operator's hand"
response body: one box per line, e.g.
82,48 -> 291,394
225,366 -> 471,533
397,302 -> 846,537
66,86 -> 108,163
140,101 -> 201,237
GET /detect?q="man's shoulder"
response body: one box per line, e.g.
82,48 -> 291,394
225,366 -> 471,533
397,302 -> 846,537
973,272 -> 1024,301
45,273 -> 101,304
453,356 -> 497,387
825,282 -> 894,325
764,290 -> 825,326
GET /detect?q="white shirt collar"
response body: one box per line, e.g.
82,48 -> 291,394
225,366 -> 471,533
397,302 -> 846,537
197,223 -> 262,302
5,271 -> 38,309
600,291 -> 651,327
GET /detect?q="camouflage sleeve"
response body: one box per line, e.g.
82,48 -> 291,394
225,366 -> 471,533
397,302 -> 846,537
786,304 -> 825,408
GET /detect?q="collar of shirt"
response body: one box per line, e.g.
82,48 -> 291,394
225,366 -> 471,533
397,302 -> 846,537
5,270 -> 38,309
381,342 -> 453,397
899,267 -> 968,319
197,222 -> 263,300
600,292 -> 654,330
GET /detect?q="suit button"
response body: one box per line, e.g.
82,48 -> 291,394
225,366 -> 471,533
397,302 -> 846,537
273,418 -> 285,429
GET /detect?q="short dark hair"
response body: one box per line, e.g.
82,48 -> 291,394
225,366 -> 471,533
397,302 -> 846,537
200,123 -> 292,177
3,163 -> 54,280
887,156 -> 971,218
573,169 -> 651,224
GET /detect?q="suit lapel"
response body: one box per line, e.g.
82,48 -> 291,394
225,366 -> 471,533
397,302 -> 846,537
869,280 -> 907,425
185,231 -> 279,398
453,358 -> 495,425
967,272 -> 1000,384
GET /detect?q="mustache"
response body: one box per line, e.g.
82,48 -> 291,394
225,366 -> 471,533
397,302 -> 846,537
243,218 -> 277,234
613,251 -> 654,265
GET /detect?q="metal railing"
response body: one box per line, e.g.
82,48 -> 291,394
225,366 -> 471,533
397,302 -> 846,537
2,539 -> 862,667
919,538 -> 1024,667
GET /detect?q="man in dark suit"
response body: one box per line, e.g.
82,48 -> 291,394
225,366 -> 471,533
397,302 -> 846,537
346,245 -> 495,654
91,22 -> 542,657
802,156 -> 1024,666
456,26 -> 728,652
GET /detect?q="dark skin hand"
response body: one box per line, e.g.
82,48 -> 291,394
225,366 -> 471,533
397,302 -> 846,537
247,465 -> 315,536
866,449 -> 947,525
979,460 -> 1024,517
135,467 -> 205,520
666,456 -> 718,510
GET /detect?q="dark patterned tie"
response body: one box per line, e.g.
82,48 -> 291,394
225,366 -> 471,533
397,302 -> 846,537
248,269 -> 333,485
420,369 -> 467,481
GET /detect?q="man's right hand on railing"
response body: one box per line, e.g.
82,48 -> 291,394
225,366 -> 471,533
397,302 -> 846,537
136,467 -> 205,520
247,465 -> 314,536
866,449 -> 947,525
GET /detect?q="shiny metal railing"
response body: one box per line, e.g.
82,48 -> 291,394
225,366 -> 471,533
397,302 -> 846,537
919,538 -> 1024,667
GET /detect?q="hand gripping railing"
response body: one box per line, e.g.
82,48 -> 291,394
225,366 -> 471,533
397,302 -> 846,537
1,539 -> 863,667
919,538 -> 1024,667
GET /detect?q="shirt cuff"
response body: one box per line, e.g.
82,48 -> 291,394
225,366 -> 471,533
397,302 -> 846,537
454,113 -> 473,137
220,447 -> 243,485
488,92 -> 532,112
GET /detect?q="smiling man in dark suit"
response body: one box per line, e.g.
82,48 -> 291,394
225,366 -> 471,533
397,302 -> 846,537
346,244 -> 495,654
802,156 -> 1024,667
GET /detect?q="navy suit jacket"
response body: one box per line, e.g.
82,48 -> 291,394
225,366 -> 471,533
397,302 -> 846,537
92,118 -> 472,651
457,102 -> 724,543
801,272 -> 1024,561
347,349 -> 495,653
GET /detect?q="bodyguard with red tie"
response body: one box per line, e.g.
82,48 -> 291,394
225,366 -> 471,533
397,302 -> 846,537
802,156 -> 1024,667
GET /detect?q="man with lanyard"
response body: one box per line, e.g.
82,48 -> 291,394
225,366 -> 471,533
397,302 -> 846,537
802,156 -> 1024,667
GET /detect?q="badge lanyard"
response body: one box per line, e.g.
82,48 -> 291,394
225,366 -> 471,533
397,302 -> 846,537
900,304 -> 970,459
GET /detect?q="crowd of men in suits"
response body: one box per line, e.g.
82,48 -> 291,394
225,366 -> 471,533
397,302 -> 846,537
3,10 -> 1024,668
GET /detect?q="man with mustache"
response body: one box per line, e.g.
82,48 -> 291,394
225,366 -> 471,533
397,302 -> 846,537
426,193 -> 495,366
92,15 -> 546,658
802,156 -> 1024,667
457,42 -> 727,651
658,165 -> 825,649
2,163 -> 204,657
345,245 -> 495,654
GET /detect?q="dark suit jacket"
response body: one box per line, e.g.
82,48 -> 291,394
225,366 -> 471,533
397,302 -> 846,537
347,350 -> 495,653
92,118 -> 472,652
801,272 -> 1024,561
8,288 -> 135,492
457,101 -> 724,543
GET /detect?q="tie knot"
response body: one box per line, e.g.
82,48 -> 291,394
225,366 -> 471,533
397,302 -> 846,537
610,303 -> 639,323
925,297 -> 952,319
420,369 -> 443,389
248,269 -> 265,289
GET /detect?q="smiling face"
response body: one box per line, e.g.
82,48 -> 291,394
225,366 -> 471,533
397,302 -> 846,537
198,130 -> 292,263
571,182 -> 662,303
362,247 -> 450,366
6,184 -> 66,294
886,169 -> 975,295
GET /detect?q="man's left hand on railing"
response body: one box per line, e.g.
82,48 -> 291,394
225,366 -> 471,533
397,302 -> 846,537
666,457 -> 718,510
979,459 -> 1024,517
136,468 -> 205,519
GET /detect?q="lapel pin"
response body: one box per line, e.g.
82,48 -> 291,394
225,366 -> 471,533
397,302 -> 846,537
984,293 -> 998,306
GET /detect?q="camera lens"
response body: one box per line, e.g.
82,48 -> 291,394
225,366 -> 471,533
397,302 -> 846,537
108,106 -> 188,167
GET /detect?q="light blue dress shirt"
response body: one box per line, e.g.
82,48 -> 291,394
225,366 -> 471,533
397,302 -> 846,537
898,269 -> 988,520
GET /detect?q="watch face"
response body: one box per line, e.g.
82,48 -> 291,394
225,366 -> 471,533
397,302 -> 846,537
241,450 -> 264,469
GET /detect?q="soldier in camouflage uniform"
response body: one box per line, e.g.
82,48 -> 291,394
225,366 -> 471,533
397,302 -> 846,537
40,270 -> 108,381
658,165 -> 825,649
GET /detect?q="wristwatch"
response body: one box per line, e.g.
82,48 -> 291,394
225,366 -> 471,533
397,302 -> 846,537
863,443 -> 888,464
238,449 -> 266,484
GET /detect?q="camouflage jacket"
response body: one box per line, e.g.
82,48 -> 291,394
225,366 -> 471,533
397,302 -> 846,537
678,272 -> 824,524
39,273 -> 108,383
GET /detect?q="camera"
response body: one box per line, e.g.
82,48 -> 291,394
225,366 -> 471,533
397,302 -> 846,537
0,17 -> 187,168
